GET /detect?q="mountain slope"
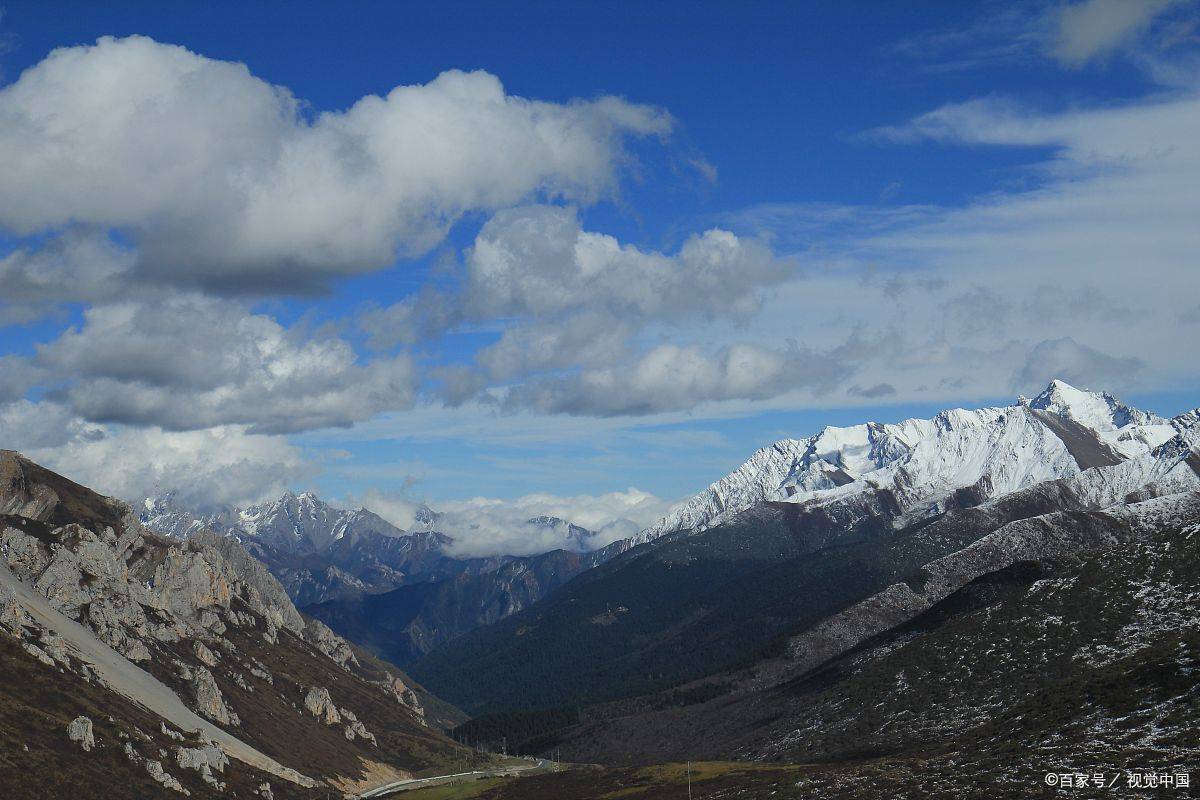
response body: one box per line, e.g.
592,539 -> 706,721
0,450 -> 485,797
384,500 -> 1200,799
304,546 -> 604,665
548,493 -> 1200,787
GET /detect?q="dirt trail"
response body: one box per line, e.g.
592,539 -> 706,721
0,562 -> 316,787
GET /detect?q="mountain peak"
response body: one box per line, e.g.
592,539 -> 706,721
1027,379 -> 1160,431
412,504 -> 441,529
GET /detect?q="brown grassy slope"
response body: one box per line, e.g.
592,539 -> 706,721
0,635 -> 323,800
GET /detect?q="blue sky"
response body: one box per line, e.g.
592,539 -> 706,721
1,0 -> 1198,542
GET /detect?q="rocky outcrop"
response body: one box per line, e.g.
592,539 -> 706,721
67,716 -> 94,751
188,531 -> 304,634
381,671 -> 426,722
338,707 -> 377,745
302,617 -> 359,670
0,448 -> 379,726
123,741 -> 190,795
0,451 -> 463,795
1,580 -> 73,668
145,759 -> 189,795
192,666 -> 239,726
303,686 -> 341,725
193,640 -> 220,667
175,741 -> 229,789
1,451 -> 310,662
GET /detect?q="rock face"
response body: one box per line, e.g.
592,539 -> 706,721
67,716 -> 94,751
193,640 -> 219,667
303,617 -> 359,670
338,707 -> 377,745
0,449 -> 379,699
145,759 -> 188,794
122,741 -> 190,795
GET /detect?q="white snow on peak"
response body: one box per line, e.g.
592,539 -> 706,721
139,490 -> 409,555
1029,379 -> 1164,430
1027,379 -> 1173,459
635,380 -> 1181,545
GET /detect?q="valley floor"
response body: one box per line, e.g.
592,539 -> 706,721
391,755 -> 1196,800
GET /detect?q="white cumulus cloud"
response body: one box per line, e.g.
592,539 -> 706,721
0,35 -> 671,294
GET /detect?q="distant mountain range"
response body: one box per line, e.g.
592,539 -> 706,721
137,490 -> 613,661
140,492 -> 602,598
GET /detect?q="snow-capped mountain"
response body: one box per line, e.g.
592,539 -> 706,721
139,490 -> 605,608
635,380 -> 1180,544
526,515 -> 597,552
142,491 -> 408,554
144,494 -> 602,559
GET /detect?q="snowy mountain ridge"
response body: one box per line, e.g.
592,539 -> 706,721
635,380 -> 1188,545
140,491 -> 601,558
140,491 -> 407,555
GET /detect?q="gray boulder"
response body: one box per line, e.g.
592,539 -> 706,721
67,716 -> 94,751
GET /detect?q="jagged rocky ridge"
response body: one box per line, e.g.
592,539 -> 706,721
0,450 -> 482,799
141,492 -> 605,608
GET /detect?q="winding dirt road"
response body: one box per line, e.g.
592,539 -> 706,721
359,759 -> 552,797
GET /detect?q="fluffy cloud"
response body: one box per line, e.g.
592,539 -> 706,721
366,206 -> 792,350
355,486 -> 671,557
0,35 -> 670,294
503,341 -> 852,416
33,297 -> 417,434
0,230 -> 136,322
0,400 -> 309,509
462,206 -> 788,326
364,205 -> 799,410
